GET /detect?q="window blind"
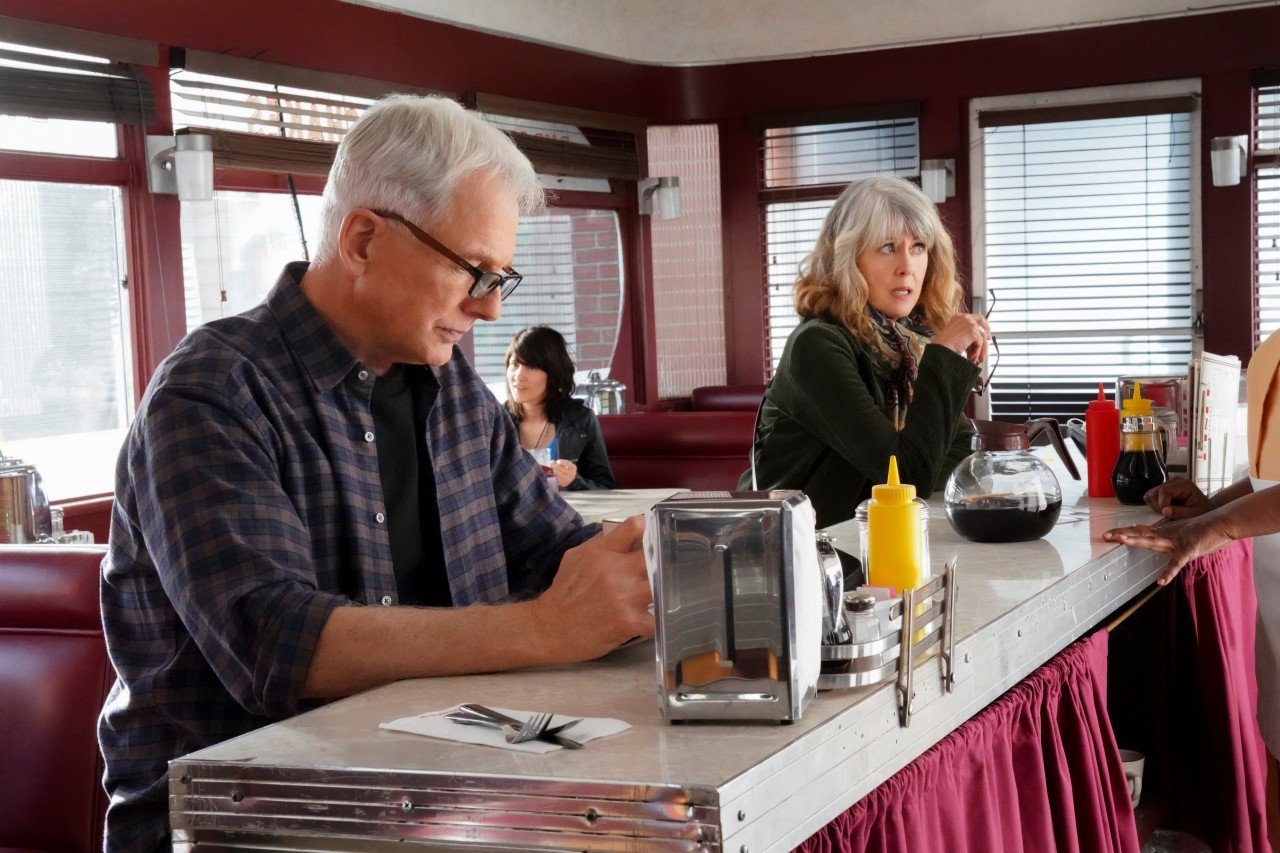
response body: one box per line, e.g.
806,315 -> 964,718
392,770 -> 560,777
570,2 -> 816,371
979,107 -> 1195,421
0,41 -> 155,126
170,68 -> 373,173
1255,82 -> 1280,346
471,94 -> 641,184
759,112 -> 920,372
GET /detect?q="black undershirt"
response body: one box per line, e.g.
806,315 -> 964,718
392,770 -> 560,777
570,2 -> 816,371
370,366 -> 451,607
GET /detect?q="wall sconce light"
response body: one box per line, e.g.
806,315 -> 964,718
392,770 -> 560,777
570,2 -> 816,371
920,158 -> 955,203
145,130 -> 214,201
638,176 -> 682,219
1210,135 -> 1248,187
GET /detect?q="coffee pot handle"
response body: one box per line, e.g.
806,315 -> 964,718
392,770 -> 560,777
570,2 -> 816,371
1024,418 -> 1082,480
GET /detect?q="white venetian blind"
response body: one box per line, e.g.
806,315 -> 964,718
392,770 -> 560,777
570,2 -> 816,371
978,98 -> 1197,421
1255,79 -> 1280,347
757,107 -> 920,372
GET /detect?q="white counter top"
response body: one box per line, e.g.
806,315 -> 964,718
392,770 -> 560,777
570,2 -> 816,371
170,464 -> 1166,852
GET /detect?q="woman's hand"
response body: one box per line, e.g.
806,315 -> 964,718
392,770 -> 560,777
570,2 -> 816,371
552,459 -> 578,488
1143,477 -> 1212,520
1103,514 -> 1233,586
932,312 -> 990,364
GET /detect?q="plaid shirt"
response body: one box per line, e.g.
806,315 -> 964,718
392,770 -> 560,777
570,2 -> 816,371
99,263 -> 593,851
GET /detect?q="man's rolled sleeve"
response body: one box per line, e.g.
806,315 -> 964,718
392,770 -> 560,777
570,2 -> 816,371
133,383 -> 345,716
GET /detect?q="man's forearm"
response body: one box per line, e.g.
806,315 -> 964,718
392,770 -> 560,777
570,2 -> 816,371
300,600 -> 556,699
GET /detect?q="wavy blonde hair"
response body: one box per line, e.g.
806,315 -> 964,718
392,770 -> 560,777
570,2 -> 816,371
793,175 -> 962,365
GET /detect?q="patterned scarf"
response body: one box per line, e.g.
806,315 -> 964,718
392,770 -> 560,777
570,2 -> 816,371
868,307 -> 933,431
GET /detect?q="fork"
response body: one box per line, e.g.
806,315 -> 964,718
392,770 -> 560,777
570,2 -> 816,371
507,711 -> 551,744
446,712 -> 581,737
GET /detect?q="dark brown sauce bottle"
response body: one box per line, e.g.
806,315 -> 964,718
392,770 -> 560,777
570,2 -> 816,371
1111,415 -> 1167,505
1112,450 -> 1167,505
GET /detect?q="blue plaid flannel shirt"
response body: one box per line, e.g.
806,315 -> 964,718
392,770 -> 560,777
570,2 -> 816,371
98,262 -> 594,851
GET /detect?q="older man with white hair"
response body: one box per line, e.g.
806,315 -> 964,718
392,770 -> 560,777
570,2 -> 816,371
98,95 -> 653,852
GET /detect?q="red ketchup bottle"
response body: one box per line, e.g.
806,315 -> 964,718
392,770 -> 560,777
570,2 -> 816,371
1085,383 -> 1120,498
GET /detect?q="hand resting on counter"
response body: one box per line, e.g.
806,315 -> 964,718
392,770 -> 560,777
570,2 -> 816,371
1103,475 -> 1279,586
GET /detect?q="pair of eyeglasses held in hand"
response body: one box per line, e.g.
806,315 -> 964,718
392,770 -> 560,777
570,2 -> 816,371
971,288 -> 999,397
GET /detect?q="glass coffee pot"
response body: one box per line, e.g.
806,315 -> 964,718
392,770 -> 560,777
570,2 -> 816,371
944,419 -> 1082,543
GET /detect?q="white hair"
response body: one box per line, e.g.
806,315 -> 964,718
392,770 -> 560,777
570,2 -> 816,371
313,94 -> 543,265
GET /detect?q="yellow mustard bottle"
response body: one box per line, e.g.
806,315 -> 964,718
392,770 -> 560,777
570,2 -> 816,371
866,456 -> 924,594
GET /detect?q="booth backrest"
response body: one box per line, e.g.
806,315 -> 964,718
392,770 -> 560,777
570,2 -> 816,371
599,411 -> 756,490
689,384 -> 767,412
0,545 -> 112,853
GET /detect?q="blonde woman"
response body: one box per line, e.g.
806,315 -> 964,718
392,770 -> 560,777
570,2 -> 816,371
745,176 -> 990,527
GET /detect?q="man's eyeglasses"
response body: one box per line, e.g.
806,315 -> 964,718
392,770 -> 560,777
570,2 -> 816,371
371,209 -> 523,301
973,288 -> 1000,396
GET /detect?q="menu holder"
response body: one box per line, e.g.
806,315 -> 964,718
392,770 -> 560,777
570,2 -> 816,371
1187,351 -> 1242,495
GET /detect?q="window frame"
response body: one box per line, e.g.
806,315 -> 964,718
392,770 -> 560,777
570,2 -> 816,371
755,109 -> 922,376
0,123 -> 139,501
967,78 -> 1205,420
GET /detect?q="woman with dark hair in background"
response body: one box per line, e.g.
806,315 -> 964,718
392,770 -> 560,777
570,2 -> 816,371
745,175 -> 990,527
505,325 -> 615,490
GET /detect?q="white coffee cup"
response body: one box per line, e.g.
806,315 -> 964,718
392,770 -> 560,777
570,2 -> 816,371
1119,749 -> 1145,809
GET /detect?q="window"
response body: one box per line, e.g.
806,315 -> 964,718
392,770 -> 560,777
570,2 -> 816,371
181,192 -> 324,329
971,82 -> 1200,421
471,209 -> 624,399
1256,78 -> 1280,347
648,124 -> 726,398
0,41 -> 152,499
758,109 -> 920,371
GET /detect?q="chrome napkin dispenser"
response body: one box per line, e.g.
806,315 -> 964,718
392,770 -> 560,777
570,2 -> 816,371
645,490 -> 821,723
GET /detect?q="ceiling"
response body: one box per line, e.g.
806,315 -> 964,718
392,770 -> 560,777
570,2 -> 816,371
343,0 -> 1278,66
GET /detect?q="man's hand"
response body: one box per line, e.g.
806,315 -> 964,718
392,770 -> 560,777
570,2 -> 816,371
529,514 -> 654,662
1103,514 -> 1233,586
1143,476 -> 1212,520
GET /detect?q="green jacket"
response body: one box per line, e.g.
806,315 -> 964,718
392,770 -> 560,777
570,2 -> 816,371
741,317 -> 979,527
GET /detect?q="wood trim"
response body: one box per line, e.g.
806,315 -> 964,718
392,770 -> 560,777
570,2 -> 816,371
749,101 -> 920,131
978,95 -> 1199,127
470,92 -> 646,134
181,48 -> 448,101
0,13 -> 156,66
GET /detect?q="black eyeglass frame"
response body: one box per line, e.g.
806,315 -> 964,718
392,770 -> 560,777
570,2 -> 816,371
371,209 -> 523,301
972,288 -> 1000,397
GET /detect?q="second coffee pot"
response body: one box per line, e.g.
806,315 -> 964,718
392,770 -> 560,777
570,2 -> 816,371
944,419 -> 1081,543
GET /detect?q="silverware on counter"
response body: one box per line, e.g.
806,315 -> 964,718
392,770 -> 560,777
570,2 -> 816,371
448,704 -> 584,749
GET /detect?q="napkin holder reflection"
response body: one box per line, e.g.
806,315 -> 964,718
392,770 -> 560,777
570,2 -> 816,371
646,490 -> 821,723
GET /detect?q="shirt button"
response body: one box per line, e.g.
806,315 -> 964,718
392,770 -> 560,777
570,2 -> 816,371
364,431 -> 375,442
376,512 -> 386,523
381,595 -> 393,606
358,370 -> 369,381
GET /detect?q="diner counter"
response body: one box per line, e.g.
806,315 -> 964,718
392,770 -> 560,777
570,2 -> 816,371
170,460 -> 1170,852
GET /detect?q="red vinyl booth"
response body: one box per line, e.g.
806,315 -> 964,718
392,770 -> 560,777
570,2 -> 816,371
598,411 -> 756,490
0,545 -> 112,853
689,384 -> 766,412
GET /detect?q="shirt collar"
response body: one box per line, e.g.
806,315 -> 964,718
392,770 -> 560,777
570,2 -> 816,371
268,261 -> 363,392
268,262 -> 456,392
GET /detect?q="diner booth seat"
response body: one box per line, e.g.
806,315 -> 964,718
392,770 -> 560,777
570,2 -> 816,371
0,545 -> 111,853
689,384 -> 767,412
598,410 -> 756,490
